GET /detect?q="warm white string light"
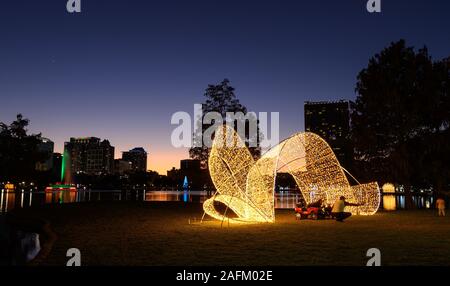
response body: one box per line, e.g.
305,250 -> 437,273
203,125 -> 380,223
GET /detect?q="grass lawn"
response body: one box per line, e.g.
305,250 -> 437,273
9,201 -> 450,266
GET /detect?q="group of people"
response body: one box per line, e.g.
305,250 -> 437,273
300,196 -> 361,222
315,195 -> 447,222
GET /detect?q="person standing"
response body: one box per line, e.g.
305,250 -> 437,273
436,197 -> 446,217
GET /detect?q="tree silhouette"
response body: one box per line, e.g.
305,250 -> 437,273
189,79 -> 261,168
351,40 -> 450,205
0,114 -> 47,183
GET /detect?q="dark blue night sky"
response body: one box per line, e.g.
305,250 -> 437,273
1,0 -> 449,172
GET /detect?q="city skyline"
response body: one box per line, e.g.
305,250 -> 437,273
1,0 -> 450,272
1,0 -> 450,173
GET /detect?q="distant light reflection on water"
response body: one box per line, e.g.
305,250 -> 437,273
0,189 -> 434,213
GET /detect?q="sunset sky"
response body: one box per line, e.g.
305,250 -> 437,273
1,0 -> 449,174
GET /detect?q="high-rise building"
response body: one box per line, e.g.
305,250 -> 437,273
52,152 -> 63,181
36,138 -> 54,171
304,100 -> 353,168
114,159 -> 132,175
122,147 -> 147,172
64,137 -> 115,175
180,159 -> 201,171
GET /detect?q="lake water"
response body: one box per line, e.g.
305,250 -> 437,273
0,189 -> 435,214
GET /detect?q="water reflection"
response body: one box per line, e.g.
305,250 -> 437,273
145,191 -> 209,204
0,189 -> 124,213
395,195 -> 434,209
0,189 -> 436,213
275,192 -> 301,209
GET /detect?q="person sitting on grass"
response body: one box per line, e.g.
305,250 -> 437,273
436,197 -> 446,217
331,196 -> 361,222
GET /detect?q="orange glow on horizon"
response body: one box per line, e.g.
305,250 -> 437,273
149,148 -> 190,174
54,144 -> 189,175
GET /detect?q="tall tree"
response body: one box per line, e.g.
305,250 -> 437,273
189,79 -> 261,168
422,57 -> 450,195
0,114 -> 46,183
351,40 -> 450,205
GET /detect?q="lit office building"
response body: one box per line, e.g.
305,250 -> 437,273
64,137 -> 115,175
304,100 -> 353,169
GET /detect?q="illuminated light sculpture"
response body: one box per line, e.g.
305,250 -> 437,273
382,183 -> 396,211
203,125 -> 380,223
